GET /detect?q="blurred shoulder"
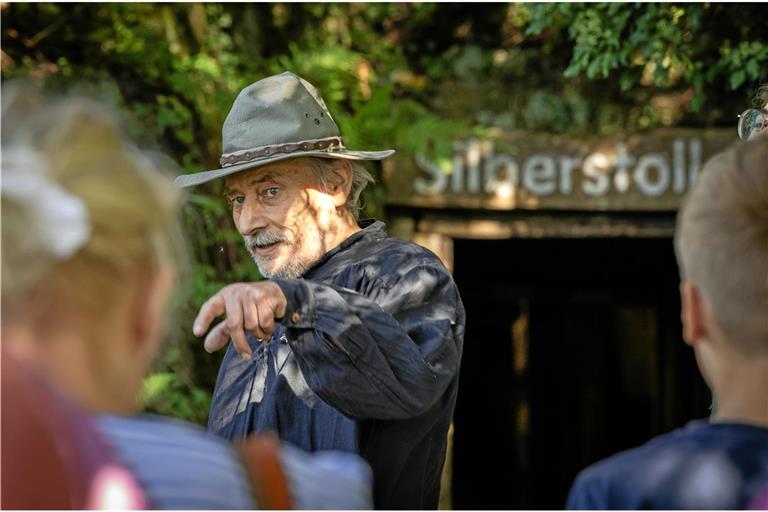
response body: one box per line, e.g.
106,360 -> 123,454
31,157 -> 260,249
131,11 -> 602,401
279,442 -> 373,509
98,413 -> 231,452
96,414 -> 254,509
568,421 -> 768,509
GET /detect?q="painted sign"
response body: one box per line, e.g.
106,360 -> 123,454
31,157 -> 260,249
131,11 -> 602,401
384,128 -> 736,211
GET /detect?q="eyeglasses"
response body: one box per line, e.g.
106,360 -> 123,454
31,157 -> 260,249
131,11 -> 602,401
737,108 -> 768,141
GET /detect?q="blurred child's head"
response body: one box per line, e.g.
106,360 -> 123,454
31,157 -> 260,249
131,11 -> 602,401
2,86 -> 185,412
674,138 -> 768,367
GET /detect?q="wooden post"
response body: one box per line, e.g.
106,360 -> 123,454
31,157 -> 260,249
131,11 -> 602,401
411,231 -> 455,510
412,231 -> 454,272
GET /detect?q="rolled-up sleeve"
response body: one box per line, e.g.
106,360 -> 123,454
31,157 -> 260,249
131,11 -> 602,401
272,262 -> 463,421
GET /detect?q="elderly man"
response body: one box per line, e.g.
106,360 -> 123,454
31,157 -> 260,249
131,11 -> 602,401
177,72 -> 465,509
566,137 -> 768,509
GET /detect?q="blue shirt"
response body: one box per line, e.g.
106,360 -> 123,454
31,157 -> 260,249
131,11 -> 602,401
98,414 -> 374,509
567,420 -> 768,509
207,220 -> 465,509
98,414 -> 254,510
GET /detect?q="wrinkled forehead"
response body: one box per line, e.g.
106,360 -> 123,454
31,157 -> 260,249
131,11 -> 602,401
224,158 -> 317,191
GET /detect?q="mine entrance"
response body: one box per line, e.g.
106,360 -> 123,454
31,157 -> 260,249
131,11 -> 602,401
450,236 -> 710,509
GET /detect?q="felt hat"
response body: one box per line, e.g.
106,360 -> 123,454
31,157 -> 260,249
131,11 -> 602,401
175,72 -> 394,188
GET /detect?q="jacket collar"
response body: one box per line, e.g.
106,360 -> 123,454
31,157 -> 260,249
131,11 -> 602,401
301,219 -> 386,277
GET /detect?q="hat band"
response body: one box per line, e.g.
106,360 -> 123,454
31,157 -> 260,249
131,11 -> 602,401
220,136 -> 345,167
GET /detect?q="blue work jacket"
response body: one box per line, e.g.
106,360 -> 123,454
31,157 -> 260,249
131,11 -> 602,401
207,220 -> 465,509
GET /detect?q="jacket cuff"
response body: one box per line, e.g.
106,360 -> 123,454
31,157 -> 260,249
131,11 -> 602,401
271,278 -> 315,329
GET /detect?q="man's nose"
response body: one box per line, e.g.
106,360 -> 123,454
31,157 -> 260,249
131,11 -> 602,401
235,199 -> 269,236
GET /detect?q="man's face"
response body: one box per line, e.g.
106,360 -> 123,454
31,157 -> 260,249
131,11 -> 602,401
224,158 -> 338,278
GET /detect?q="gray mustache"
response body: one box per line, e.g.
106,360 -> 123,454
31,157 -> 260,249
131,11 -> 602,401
245,232 -> 289,250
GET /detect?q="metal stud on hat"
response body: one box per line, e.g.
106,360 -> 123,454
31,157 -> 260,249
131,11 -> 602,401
174,72 -> 395,188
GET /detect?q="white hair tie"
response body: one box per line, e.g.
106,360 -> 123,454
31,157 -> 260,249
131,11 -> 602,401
2,146 -> 91,259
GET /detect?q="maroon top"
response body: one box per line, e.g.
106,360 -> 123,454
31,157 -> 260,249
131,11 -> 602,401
1,349 -> 145,509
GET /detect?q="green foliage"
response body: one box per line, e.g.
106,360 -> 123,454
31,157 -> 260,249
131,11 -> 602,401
526,3 -> 768,110
720,41 -> 768,91
3,2 -> 764,423
140,372 -> 211,425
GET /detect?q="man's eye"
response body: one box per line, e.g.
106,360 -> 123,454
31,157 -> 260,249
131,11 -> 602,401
230,196 -> 245,205
264,187 -> 279,198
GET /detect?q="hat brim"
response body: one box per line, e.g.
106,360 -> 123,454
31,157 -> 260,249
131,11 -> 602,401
174,148 -> 395,188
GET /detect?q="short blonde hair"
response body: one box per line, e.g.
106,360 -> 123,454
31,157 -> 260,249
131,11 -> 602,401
2,88 -> 183,320
674,138 -> 768,355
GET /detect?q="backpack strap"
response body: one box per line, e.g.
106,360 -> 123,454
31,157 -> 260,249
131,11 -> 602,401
237,434 -> 293,510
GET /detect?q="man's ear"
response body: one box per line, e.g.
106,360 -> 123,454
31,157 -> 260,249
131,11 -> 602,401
325,159 -> 354,208
680,281 -> 707,346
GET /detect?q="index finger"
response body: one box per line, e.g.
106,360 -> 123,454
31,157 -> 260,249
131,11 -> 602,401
193,293 -> 226,337
224,293 -> 252,360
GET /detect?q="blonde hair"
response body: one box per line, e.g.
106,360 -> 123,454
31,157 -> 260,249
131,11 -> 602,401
674,138 -> 768,355
1,88 -> 184,321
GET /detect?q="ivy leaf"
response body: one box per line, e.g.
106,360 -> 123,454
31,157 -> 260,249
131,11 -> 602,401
729,70 -> 746,90
746,59 -> 760,80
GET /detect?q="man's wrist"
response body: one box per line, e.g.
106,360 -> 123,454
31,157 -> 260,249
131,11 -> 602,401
270,278 -> 315,328
261,280 -> 288,320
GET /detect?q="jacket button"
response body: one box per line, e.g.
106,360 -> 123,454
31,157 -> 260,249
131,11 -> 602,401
291,312 -> 301,324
